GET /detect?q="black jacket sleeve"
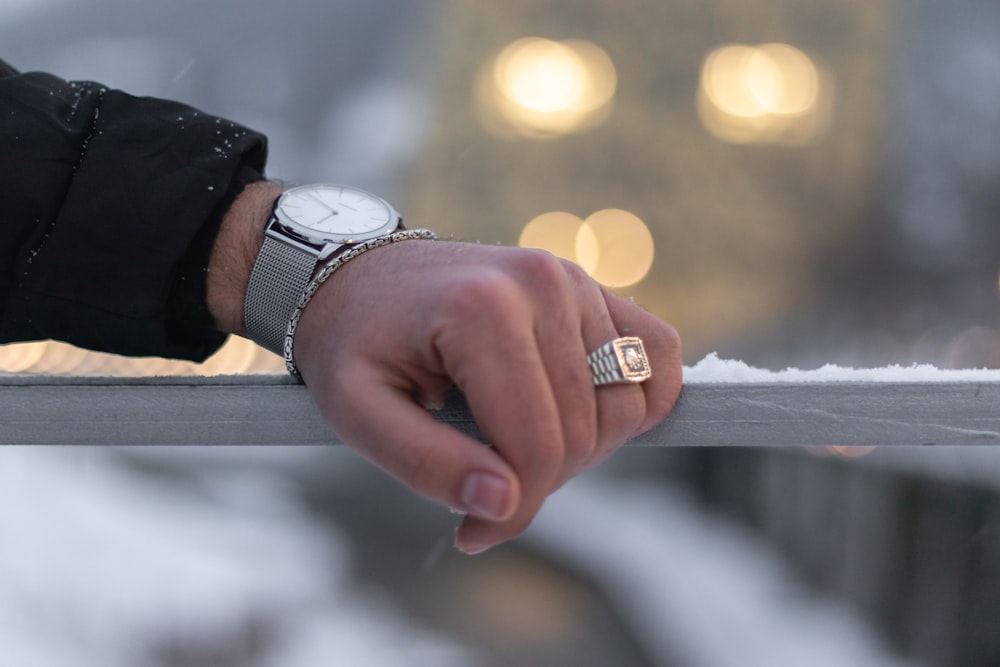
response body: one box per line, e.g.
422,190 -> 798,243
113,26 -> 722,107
0,59 -> 268,360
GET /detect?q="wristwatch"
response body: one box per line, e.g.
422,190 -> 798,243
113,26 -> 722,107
243,184 -> 402,354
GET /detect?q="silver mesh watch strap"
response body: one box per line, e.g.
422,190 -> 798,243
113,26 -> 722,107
243,235 -> 318,355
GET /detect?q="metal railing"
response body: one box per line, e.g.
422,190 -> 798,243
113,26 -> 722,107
3,375 -> 1000,446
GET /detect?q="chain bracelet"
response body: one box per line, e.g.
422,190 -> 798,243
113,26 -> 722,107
283,228 -> 437,379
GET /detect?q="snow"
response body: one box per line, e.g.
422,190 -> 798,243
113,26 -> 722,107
0,448 -> 473,666
0,447 -> 931,666
685,352 -> 1000,383
683,354 -> 1000,488
527,476 -> 924,667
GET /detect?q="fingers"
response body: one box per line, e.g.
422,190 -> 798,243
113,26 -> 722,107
602,288 -> 683,433
534,260 -> 647,477
517,255 -> 602,476
444,254 -> 681,553
430,265 -> 569,553
296,242 -> 683,557
323,362 -> 523,524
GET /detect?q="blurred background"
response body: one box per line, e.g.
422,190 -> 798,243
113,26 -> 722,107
2,0 -> 1000,665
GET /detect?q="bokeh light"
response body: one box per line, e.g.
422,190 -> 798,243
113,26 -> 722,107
494,39 -> 587,113
0,337 -> 283,376
750,43 -> 821,115
698,42 -> 826,145
477,37 -> 616,139
581,209 -> 654,288
0,341 -> 48,373
518,211 -> 590,264
519,209 -> 654,288
197,335 -> 265,375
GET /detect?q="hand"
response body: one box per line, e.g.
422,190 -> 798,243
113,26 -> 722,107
206,182 -> 682,554
291,239 -> 682,554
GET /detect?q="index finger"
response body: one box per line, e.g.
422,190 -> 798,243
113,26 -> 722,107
317,360 -> 524,524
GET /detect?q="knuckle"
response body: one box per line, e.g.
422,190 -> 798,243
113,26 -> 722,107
645,321 -> 682,362
513,246 -> 562,277
559,256 -> 596,288
510,248 -> 574,296
438,268 -> 524,323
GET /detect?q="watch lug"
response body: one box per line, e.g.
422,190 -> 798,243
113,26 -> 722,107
263,219 -> 327,259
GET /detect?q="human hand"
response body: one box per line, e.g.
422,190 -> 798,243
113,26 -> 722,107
290,239 -> 682,554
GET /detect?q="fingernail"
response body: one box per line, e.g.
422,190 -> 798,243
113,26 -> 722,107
461,471 -> 511,521
457,542 -> 492,556
454,524 -> 494,556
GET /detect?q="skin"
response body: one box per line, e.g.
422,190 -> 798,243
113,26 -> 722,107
207,181 -> 683,554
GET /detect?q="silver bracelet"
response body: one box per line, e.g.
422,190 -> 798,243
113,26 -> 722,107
283,228 -> 437,378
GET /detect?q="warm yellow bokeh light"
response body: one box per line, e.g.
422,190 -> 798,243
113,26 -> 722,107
698,42 -> 824,145
518,211 -> 588,262
518,209 -> 653,287
198,335 -> 278,375
575,223 -> 599,277
0,336 -> 283,377
0,341 -> 48,373
702,44 -> 764,118
479,37 -> 617,139
562,39 -> 618,114
495,39 -> 588,113
581,209 -> 654,288
751,43 -> 819,116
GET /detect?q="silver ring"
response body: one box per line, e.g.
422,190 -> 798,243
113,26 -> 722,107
587,337 -> 652,386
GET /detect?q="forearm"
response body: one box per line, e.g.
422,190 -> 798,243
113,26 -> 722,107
206,181 -> 283,336
0,63 -> 268,358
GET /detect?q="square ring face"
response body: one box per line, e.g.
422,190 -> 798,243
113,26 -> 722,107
613,337 -> 652,382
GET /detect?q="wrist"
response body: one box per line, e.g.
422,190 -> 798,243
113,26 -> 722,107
239,184 -> 404,356
206,180 -> 283,336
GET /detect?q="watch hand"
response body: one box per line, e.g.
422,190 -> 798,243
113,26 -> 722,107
305,191 -> 332,208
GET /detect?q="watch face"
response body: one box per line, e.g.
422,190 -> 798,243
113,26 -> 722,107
274,185 -> 399,244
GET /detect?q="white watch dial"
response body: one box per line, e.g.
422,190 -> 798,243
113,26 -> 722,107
275,185 -> 397,242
